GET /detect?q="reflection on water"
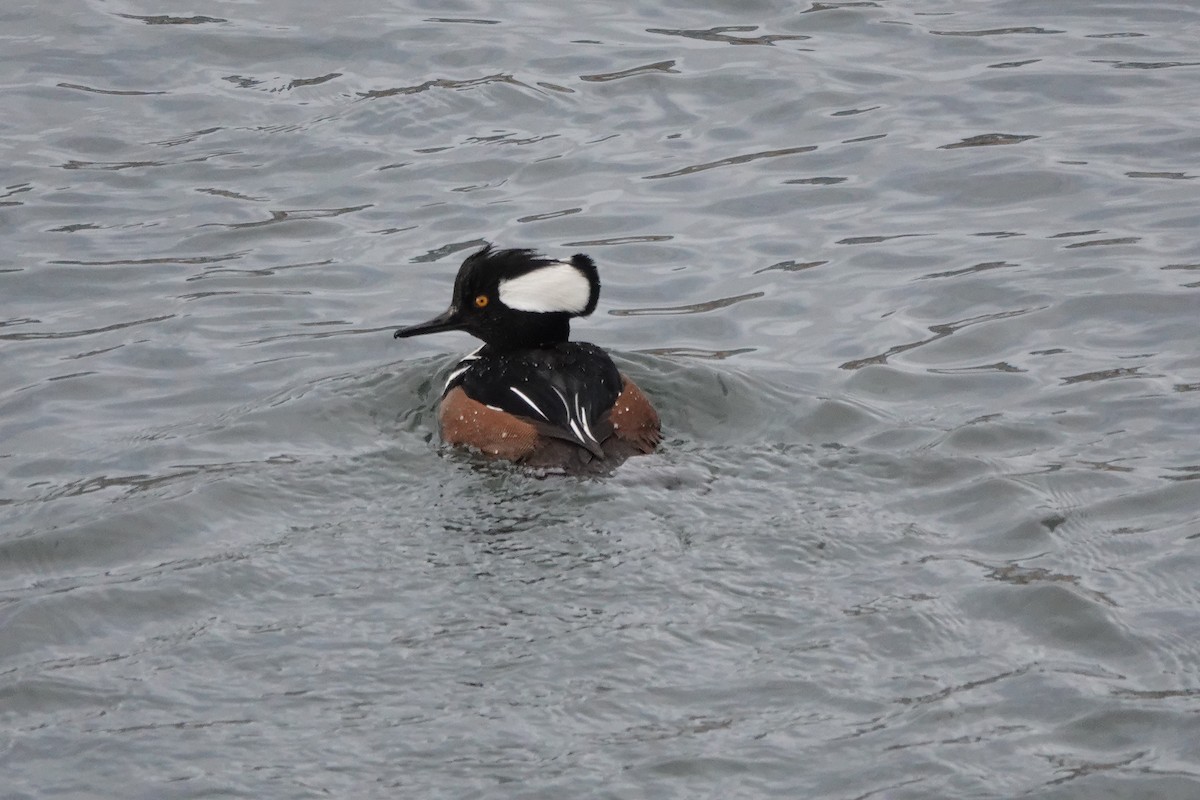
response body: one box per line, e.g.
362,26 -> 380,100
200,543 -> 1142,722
3,0 -> 1200,798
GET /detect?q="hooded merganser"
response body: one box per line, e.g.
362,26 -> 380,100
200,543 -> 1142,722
394,244 -> 661,471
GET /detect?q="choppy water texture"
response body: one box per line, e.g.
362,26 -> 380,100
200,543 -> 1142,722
3,1 -> 1200,797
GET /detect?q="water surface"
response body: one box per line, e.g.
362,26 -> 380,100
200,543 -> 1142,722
3,1 -> 1200,797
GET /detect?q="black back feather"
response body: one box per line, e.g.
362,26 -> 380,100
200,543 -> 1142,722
447,342 -> 623,458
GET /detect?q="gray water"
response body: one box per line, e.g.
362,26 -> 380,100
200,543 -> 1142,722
3,1 -> 1200,797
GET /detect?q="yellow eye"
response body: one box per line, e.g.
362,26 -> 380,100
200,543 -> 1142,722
474,294 -> 489,308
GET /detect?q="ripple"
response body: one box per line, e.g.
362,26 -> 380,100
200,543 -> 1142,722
114,13 -> 227,25
561,235 -> 673,246
645,26 -> 812,47
1060,366 -> 1149,385
930,26 -> 1065,37
609,292 -> 765,316
636,346 -> 757,360
0,315 -> 174,342
517,208 -> 582,223
839,308 -> 1044,370
197,205 -> 372,229
644,145 -> 816,179
358,74 -> 526,99
1063,236 -> 1141,249
424,17 -> 501,25
753,259 -> 828,274
1100,60 -> 1200,70
939,133 -> 1039,149
56,83 -> 167,96
919,260 -> 1018,280
783,176 -> 847,185
1125,171 -> 1196,180
580,60 -> 679,82
6,1 -> 1200,796
51,253 -> 247,267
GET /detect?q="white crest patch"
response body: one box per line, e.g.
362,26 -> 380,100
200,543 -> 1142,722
498,262 -> 591,314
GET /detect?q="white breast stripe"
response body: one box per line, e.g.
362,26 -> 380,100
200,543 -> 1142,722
498,262 -> 591,314
509,386 -> 549,420
443,365 -> 471,390
443,347 -> 484,390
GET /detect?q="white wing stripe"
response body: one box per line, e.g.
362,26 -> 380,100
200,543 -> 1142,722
574,393 -> 598,444
553,387 -> 573,420
509,386 -> 549,420
554,387 -> 585,445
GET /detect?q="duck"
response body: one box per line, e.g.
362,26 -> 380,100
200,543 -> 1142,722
394,244 -> 660,471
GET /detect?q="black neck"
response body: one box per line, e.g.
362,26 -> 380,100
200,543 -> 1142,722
485,313 -> 571,351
